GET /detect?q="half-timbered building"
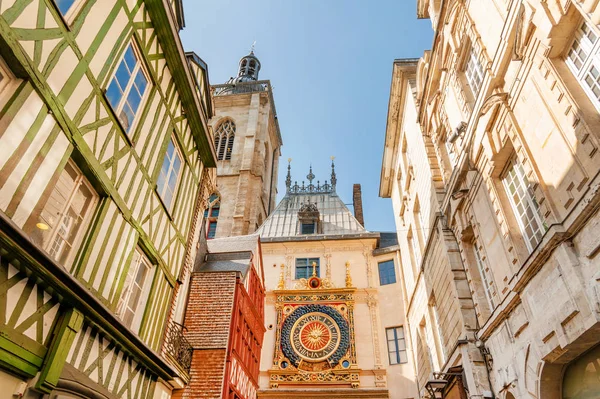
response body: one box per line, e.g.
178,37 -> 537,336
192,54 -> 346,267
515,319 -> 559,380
0,0 -> 216,398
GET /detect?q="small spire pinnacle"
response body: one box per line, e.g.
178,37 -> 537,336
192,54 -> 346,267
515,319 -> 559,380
285,158 -> 292,192
330,156 -> 337,191
312,261 -> 318,277
250,40 -> 256,54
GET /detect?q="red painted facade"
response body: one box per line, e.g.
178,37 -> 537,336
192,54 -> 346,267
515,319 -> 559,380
224,265 -> 265,399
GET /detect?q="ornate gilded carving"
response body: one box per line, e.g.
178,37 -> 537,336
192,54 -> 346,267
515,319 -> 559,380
270,287 -> 359,388
280,304 -> 350,367
345,261 -> 353,288
277,264 -> 285,290
269,370 -> 360,388
324,252 -> 332,280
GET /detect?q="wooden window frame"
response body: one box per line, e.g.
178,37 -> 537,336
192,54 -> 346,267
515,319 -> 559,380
378,260 -> 397,286
565,19 -> 600,111
157,135 -> 183,212
472,240 -> 496,310
464,45 -> 485,97
501,155 -> 546,252
386,326 -> 408,365
104,41 -> 151,137
115,247 -> 155,333
53,0 -> 87,25
31,159 -> 98,268
295,258 -> 320,280
205,194 -> 220,239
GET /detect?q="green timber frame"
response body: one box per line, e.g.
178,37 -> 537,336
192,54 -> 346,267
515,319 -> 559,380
0,0 -> 215,397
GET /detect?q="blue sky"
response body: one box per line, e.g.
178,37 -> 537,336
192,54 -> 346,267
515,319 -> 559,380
181,0 -> 433,232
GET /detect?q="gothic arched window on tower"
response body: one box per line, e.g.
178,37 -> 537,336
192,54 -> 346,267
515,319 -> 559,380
204,193 -> 220,239
214,119 -> 236,161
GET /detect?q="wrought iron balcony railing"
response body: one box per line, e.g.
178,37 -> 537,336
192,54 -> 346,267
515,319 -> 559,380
164,322 -> 193,374
213,80 -> 270,96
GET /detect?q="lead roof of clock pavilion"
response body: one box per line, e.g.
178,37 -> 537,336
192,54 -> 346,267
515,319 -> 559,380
257,160 -> 378,240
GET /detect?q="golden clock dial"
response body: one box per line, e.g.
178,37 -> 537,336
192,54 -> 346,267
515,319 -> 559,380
290,312 -> 341,362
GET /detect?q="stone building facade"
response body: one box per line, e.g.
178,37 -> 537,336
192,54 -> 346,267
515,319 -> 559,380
0,0 -> 216,398
256,165 -> 419,399
381,1 -> 600,398
207,52 -> 283,239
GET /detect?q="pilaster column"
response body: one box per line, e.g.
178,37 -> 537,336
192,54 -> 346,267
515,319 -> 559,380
367,294 -> 383,369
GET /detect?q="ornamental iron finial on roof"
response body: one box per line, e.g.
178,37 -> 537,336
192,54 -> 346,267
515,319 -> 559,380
285,158 -> 292,193
286,159 -> 337,195
330,156 -> 337,191
307,165 -> 315,184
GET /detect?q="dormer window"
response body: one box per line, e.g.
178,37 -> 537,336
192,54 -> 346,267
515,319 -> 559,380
298,201 -> 320,235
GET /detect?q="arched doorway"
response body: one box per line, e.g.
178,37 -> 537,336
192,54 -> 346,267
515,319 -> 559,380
562,344 -> 600,398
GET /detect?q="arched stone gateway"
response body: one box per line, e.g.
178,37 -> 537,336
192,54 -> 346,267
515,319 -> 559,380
539,341 -> 600,399
562,344 -> 600,399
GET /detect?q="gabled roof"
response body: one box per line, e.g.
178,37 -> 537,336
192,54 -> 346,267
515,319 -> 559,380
257,192 -> 367,240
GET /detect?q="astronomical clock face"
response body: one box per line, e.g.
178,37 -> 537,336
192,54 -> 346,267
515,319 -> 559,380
291,312 -> 341,362
280,304 -> 350,368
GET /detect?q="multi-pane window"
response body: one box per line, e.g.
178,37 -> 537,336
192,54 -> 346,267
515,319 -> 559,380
566,20 -> 600,109
301,222 -> 315,234
502,156 -> 547,251
386,326 -> 408,365
465,46 -> 484,96
214,120 -> 236,161
116,248 -> 154,332
205,193 -> 220,239
54,0 -> 78,16
473,242 -> 495,310
157,138 -> 182,210
106,43 -> 149,133
295,258 -> 320,279
378,260 -> 397,285
207,221 -> 217,239
27,160 -> 97,266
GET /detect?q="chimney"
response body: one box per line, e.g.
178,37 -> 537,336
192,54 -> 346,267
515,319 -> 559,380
353,184 -> 365,227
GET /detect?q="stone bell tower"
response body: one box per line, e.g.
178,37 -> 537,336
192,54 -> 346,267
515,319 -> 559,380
207,50 -> 283,238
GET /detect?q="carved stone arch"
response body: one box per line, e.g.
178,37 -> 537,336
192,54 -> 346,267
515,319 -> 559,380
538,361 -> 563,399
444,0 -> 462,33
512,2 -> 536,61
523,343 -> 542,398
480,92 -> 508,117
416,53 -> 430,106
